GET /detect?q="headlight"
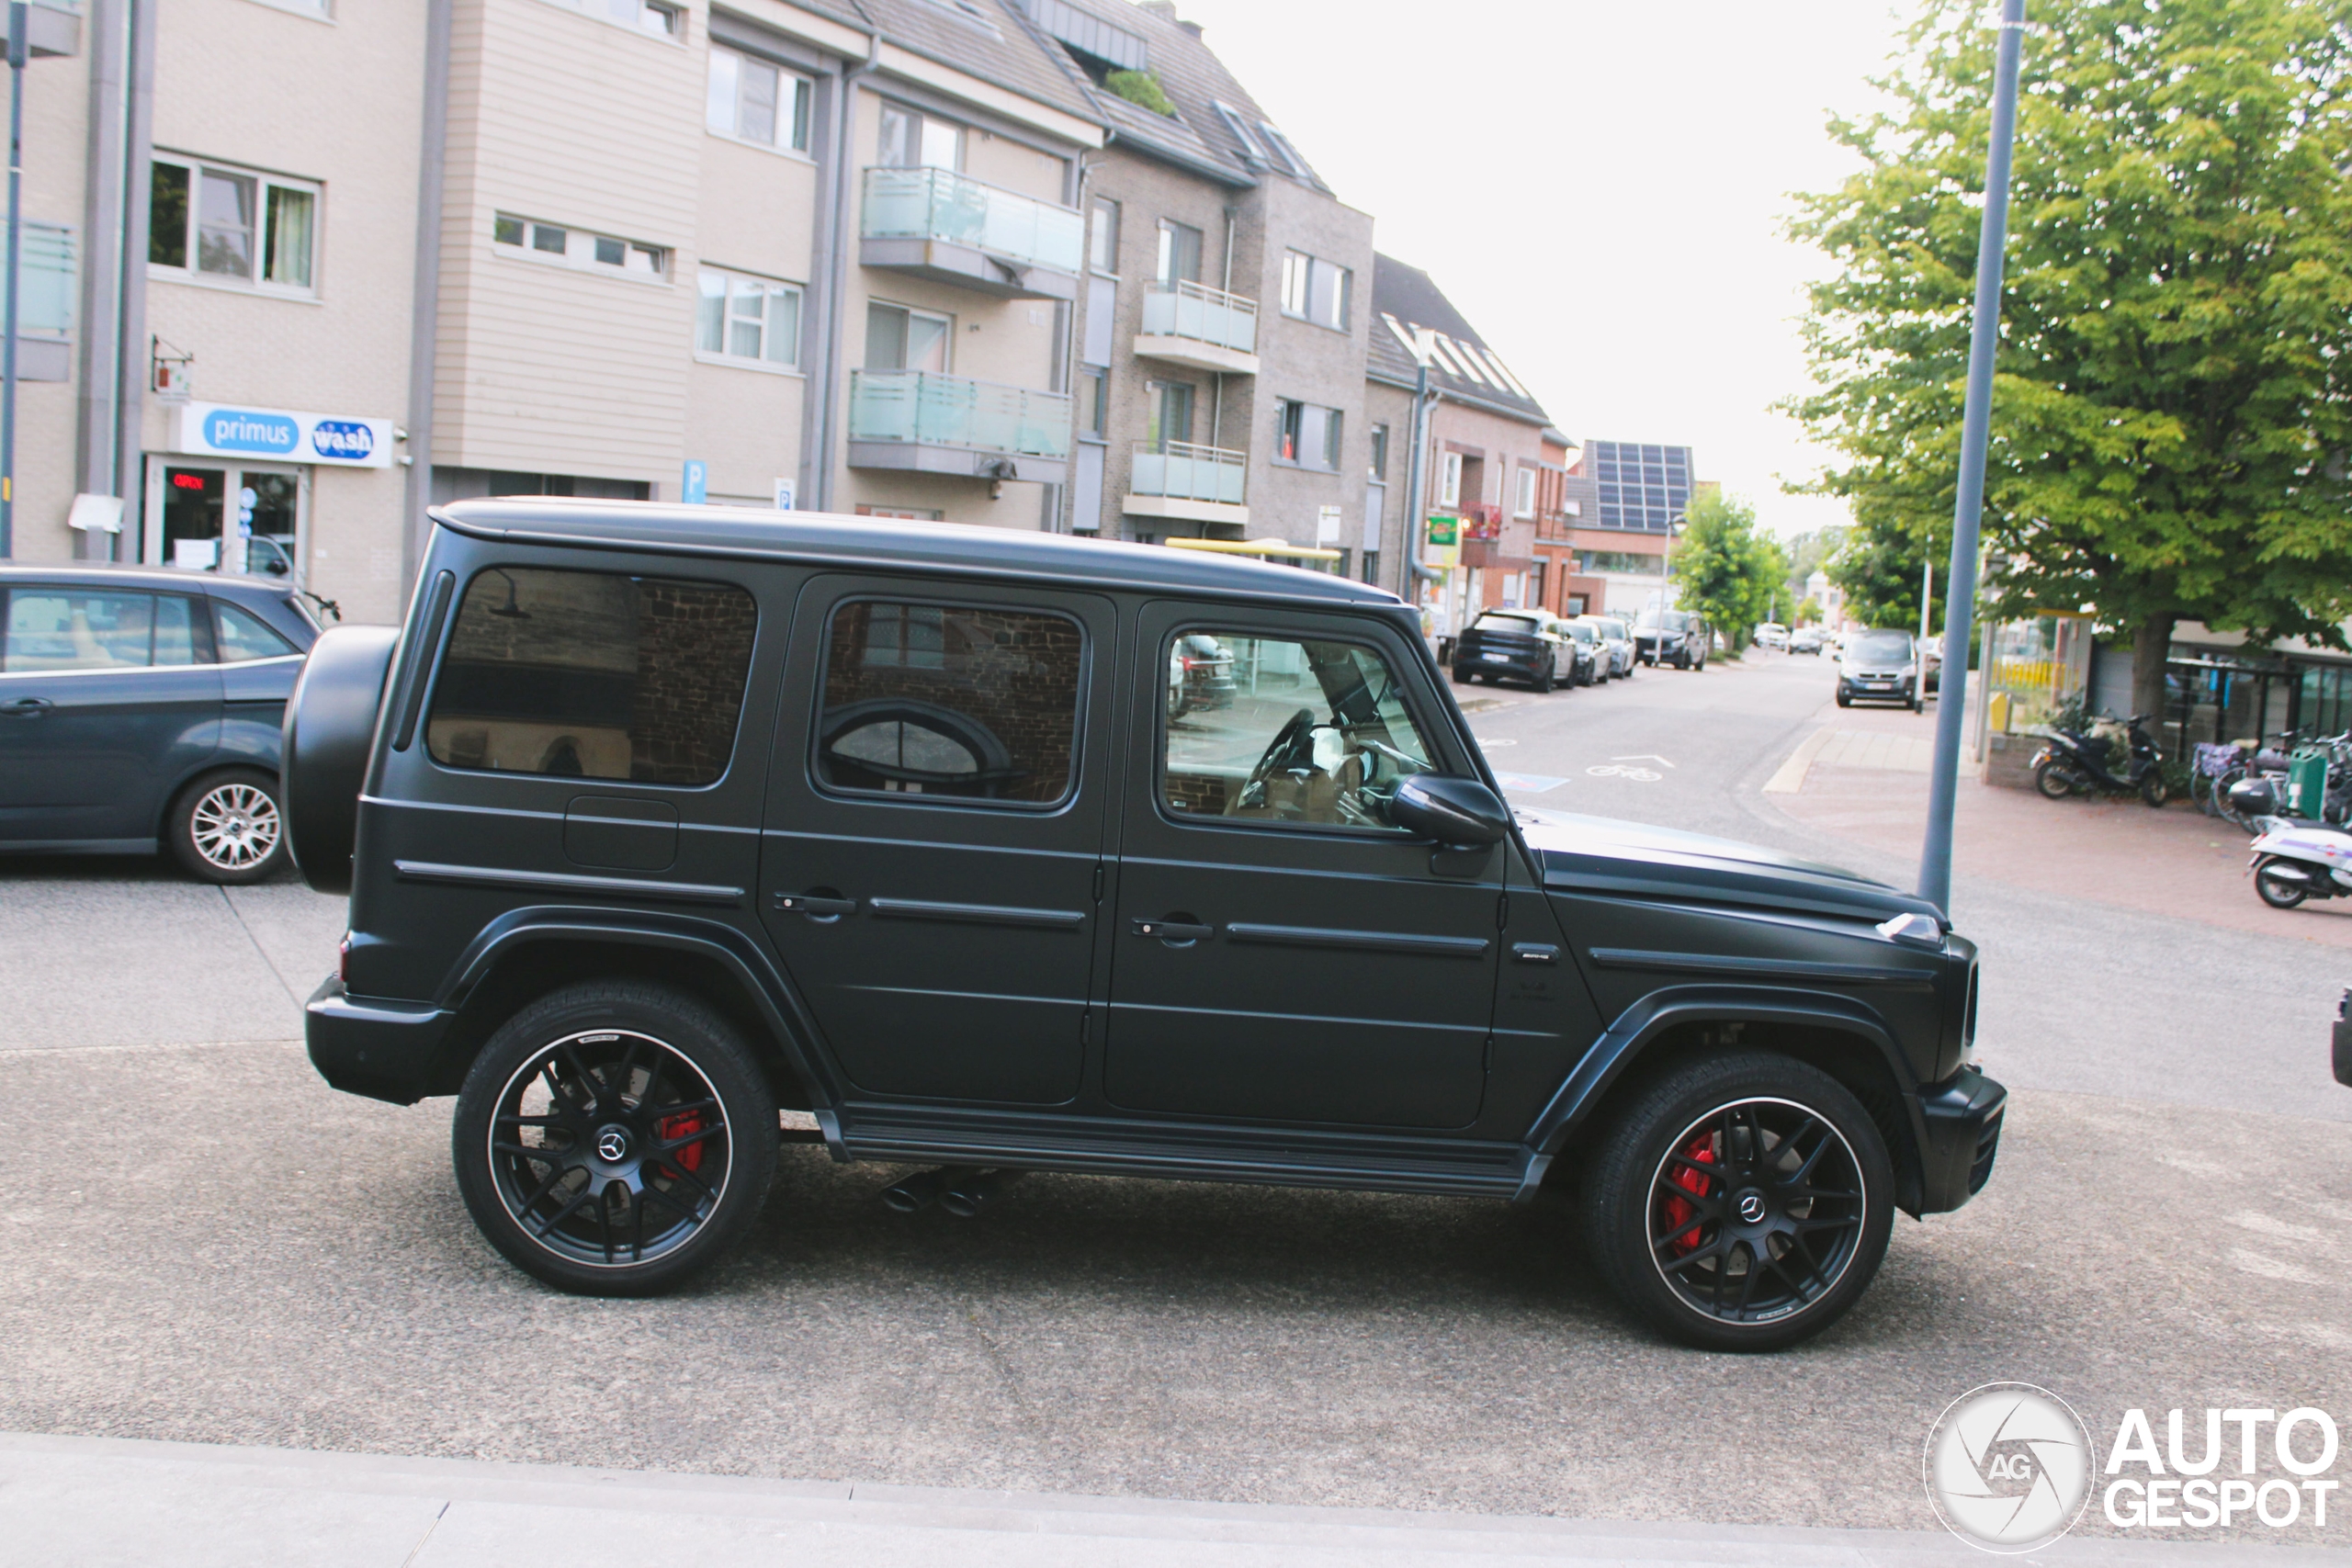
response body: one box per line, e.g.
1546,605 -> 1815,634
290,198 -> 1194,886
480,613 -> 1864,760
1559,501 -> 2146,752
1901,663 -> 1917,678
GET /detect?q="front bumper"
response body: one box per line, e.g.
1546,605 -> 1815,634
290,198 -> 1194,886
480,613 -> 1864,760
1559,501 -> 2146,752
307,972 -> 454,1106
1913,1065 -> 2007,1213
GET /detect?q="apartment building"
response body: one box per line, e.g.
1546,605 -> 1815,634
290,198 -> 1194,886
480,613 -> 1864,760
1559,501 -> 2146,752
1023,0 -> 1375,560
1363,254 -> 1554,637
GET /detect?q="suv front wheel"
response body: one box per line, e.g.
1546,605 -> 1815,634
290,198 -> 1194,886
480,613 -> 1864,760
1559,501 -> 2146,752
453,981 -> 779,1295
1580,1052 -> 1894,1351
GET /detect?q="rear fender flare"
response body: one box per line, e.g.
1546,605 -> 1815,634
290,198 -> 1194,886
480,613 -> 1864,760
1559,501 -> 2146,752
434,906 -> 840,1109
1524,984 -> 1928,1203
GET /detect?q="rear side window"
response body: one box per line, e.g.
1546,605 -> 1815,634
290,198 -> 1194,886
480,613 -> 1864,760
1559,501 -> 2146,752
815,600 -> 1082,807
427,567 -> 757,785
3,590 -> 156,671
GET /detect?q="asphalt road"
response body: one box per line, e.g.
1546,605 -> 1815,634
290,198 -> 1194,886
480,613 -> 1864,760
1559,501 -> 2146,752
4,656 -> 2350,1546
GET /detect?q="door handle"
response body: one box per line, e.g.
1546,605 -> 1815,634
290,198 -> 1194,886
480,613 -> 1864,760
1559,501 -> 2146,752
773,892 -> 856,918
1,697 -> 52,717
1131,917 -> 1213,942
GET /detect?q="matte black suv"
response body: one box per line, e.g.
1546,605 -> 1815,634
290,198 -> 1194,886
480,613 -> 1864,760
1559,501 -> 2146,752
1452,608 -> 1580,692
1632,607 -> 1711,670
1,562 -> 321,881
288,502 -> 2003,1350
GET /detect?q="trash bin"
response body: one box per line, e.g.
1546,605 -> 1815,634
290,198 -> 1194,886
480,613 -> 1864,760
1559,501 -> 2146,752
2289,747 -> 2329,817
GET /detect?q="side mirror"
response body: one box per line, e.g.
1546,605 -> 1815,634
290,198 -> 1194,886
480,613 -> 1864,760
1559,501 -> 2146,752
1393,774 -> 1511,848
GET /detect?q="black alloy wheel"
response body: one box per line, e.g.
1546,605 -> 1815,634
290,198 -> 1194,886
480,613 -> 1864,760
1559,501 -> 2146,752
2254,856 -> 2310,910
452,982 -> 778,1294
1581,1053 -> 1893,1351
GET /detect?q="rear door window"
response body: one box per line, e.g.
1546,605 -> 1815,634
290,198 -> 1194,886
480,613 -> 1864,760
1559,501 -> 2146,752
2,590 -> 158,671
813,599 -> 1083,807
212,601 -> 299,662
426,567 -> 757,784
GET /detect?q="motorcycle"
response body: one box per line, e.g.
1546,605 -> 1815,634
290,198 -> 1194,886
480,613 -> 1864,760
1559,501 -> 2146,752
2228,775 -> 2352,909
2032,714 -> 2169,807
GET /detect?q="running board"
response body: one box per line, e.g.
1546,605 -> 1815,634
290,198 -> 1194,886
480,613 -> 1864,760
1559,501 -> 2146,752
831,1104 -> 1543,1201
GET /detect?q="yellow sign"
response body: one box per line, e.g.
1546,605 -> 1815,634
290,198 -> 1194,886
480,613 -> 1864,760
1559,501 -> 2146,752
1424,541 -> 1460,570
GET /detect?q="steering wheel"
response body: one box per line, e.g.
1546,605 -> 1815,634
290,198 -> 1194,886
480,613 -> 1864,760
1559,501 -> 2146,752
1238,707 -> 1318,807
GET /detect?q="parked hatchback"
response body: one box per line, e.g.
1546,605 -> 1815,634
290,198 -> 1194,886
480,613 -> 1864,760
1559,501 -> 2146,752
1578,615 -> 1635,679
0,563 -> 321,881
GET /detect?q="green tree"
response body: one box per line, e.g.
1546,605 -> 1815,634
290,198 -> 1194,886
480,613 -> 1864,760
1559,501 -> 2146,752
1786,0 -> 2352,720
1677,491 -> 1789,651
1780,525 -> 1849,604
1827,518 -> 1942,632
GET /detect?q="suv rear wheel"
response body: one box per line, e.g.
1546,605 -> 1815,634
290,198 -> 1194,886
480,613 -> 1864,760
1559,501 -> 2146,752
452,981 -> 779,1295
1580,1052 -> 1894,1351
167,767 -> 287,884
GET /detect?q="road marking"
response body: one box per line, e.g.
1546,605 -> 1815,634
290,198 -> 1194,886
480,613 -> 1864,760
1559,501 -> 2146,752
1476,737 -> 1518,748
1612,753 -> 1676,768
1586,764 -> 1660,783
1492,771 -> 1566,794
1763,727 -> 1833,795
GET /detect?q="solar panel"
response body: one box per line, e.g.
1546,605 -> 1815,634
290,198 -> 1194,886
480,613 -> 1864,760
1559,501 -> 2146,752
1584,440 -> 1695,533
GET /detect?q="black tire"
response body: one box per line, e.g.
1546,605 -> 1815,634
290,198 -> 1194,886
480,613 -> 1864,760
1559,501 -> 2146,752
166,767 -> 288,884
2033,758 -> 2077,800
452,981 -> 779,1295
1579,1052 -> 1894,1352
1452,662 -> 1474,685
1835,689 -> 1851,708
1532,660 -> 1555,694
2140,773 -> 2170,808
2254,857 -> 2310,910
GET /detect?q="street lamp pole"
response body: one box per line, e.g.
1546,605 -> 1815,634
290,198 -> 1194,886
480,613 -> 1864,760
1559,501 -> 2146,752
1,0 -> 27,559
1918,0 -> 2027,914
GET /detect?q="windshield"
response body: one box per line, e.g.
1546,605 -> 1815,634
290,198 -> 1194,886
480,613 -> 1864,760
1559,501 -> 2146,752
1635,610 -> 1688,631
1472,612 -> 1543,634
1564,622 -> 1596,642
1849,630 -> 1914,664
1589,620 -> 1624,639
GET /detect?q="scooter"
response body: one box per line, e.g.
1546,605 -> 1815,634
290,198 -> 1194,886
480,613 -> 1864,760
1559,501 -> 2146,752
2228,776 -> 2352,909
2032,714 -> 2168,807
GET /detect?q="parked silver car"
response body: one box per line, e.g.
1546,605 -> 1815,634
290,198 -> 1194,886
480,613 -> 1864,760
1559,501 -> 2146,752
1578,615 -> 1635,679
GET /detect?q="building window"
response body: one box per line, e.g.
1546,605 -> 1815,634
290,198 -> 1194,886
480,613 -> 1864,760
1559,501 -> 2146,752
1361,550 -> 1379,585
1256,121 -> 1308,177
878,104 -> 963,171
1078,367 -> 1107,436
1147,380 -> 1193,450
1368,423 -> 1388,480
150,156 -> 317,292
541,0 -> 682,39
1439,451 -> 1463,507
707,46 -> 812,152
695,267 -> 802,368
15,221 -> 74,335
1090,197 -> 1119,276
865,301 -> 952,371
1155,219 -> 1202,285
494,213 -> 666,280
1276,400 -> 1341,471
1279,250 -> 1349,330
1515,466 -> 1536,518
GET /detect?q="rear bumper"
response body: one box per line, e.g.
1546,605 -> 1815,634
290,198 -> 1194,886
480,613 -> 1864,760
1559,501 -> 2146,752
306,973 -> 453,1106
1913,1065 -> 2007,1214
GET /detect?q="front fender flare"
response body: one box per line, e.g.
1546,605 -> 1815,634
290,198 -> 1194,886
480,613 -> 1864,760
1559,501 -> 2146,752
1523,983 -> 1928,1196
436,905 -> 841,1108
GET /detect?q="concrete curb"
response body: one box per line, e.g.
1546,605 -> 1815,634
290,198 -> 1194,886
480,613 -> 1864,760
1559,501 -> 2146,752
0,1433 -> 2331,1566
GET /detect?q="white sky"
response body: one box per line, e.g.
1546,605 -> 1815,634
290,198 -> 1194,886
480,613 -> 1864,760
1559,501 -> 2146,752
1169,0 -> 1912,539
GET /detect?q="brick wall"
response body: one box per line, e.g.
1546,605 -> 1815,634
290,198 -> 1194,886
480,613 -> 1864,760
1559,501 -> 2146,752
629,580 -> 761,784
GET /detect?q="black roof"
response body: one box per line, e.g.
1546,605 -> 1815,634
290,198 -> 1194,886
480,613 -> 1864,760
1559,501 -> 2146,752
1366,254 -> 1553,428
432,500 -> 1405,606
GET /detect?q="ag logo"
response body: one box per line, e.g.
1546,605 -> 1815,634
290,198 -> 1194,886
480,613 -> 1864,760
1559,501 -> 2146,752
1924,1382 -> 2096,1552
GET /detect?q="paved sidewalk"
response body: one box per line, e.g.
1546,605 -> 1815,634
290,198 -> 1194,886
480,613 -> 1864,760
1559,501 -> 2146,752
1761,697 -> 2352,950
1,1433 -> 2329,1567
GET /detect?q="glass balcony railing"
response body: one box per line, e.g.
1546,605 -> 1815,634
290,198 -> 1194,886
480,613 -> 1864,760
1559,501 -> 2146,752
849,370 -> 1073,459
1139,280 -> 1258,355
1129,441 -> 1245,505
861,166 -> 1085,276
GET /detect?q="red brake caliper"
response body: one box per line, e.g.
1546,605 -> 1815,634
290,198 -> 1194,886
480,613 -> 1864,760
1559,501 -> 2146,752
1662,1133 -> 1715,1255
655,1111 -> 708,1173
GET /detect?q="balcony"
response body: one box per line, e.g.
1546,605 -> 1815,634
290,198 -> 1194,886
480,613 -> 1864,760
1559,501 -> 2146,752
1134,280 -> 1259,375
1122,441 -> 1248,527
846,370 -> 1072,484
859,167 -> 1084,302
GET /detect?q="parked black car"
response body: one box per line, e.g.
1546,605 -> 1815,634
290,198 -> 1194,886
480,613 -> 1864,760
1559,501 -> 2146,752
1632,607 -> 1711,670
288,501 -> 2002,1351
1,563 -> 321,882
1453,608 -> 1577,692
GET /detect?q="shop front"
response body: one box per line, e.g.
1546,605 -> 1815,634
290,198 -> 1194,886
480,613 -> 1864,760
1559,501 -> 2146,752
143,402 -> 396,585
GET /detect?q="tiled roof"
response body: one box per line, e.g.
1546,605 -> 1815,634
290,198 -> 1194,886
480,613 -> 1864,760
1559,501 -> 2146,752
1011,0 -> 1329,189
1365,254 -> 1552,427
849,0 -> 1102,128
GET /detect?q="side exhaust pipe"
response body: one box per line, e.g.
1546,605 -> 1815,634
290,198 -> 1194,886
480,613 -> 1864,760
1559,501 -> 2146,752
940,1168 -> 1023,1218
880,1166 -> 975,1213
